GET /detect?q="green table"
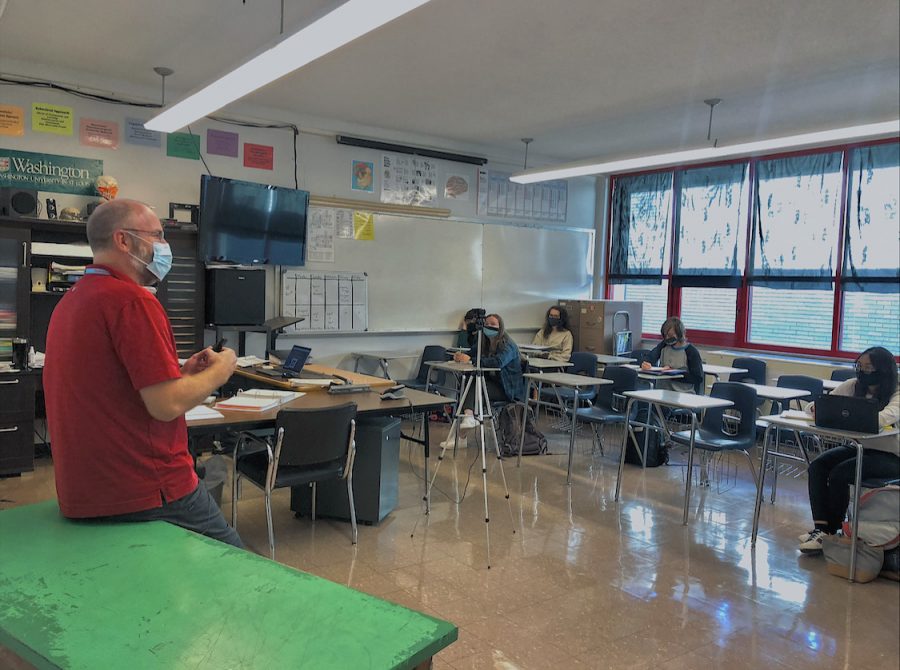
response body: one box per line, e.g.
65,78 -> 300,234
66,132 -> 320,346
0,502 -> 456,669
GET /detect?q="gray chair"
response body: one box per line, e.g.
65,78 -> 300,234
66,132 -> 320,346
232,402 -> 358,559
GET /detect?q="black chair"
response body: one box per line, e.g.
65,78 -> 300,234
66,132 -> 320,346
570,365 -> 638,455
774,375 -> 824,413
728,357 -> 767,386
232,402 -> 358,560
670,382 -> 760,494
397,345 -> 452,394
831,368 -> 855,382
624,348 -> 654,365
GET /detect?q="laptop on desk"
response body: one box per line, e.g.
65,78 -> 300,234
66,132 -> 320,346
815,395 -> 880,434
255,345 -> 329,380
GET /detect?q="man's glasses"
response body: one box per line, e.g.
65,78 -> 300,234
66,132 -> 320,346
122,228 -> 165,241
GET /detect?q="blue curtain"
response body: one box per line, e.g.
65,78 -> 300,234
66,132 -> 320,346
843,142 -> 900,294
609,172 -> 672,284
751,151 -> 843,289
673,163 -> 748,288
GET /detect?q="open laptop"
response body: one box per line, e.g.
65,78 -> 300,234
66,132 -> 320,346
814,395 -> 880,434
256,345 -> 328,380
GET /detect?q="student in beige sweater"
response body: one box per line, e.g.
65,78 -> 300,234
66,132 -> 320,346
532,305 -> 574,362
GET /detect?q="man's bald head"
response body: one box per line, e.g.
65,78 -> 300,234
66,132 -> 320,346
86,199 -> 156,252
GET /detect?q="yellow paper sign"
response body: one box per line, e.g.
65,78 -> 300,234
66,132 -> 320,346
353,211 -> 374,240
0,105 -> 25,136
32,103 -> 73,135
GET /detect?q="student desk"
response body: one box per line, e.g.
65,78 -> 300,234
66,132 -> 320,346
593,354 -> 636,366
351,351 -> 419,379
614,389 -> 734,525
0,501 -> 456,669
822,378 -> 842,392
520,372 -> 612,483
751,415 -> 900,582
622,364 -> 686,386
702,363 -> 747,380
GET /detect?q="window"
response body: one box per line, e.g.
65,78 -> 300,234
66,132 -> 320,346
605,140 -> 900,359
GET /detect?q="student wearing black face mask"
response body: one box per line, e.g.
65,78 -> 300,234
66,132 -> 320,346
641,316 -> 704,393
531,306 -> 573,362
798,346 -> 900,554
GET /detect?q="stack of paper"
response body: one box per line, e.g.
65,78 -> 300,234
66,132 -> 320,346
216,389 -> 303,412
781,410 -> 814,421
236,355 -> 267,367
643,367 -> 683,375
185,405 -> 225,420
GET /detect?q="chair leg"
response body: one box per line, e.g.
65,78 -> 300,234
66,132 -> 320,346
741,450 -> 760,490
311,482 -> 317,521
264,488 -> 275,560
347,474 -> 358,545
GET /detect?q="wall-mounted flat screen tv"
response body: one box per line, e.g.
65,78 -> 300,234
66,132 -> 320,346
199,175 -> 309,266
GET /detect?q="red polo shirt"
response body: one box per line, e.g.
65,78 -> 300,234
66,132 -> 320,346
44,264 -> 197,518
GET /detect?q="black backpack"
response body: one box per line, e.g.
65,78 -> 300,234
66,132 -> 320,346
496,403 -> 548,457
623,402 -> 669,467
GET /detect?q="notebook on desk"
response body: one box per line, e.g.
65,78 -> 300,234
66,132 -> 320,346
815,395 -> 880,434
255,345 -> 330,380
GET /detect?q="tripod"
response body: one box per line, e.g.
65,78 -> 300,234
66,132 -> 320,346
414,327 -> 516,568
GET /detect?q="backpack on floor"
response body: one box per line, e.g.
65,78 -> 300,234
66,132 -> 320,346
842,483 -> 900,549
496,403 -> 548,457
623,402 -> 669,467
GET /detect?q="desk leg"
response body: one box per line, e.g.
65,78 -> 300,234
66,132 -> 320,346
566,389 -> 580,485
849,441 -> 864,582
751,424 -> 773,545
682,413 -> 698,526
517,378 -> 534,468
614,398 -> 635,502
353,356 -> 361,373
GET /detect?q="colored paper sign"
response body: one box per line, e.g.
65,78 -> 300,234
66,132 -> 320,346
166,132 -> 201,160
207,129 -> 239,157
351,159 -> 374,192
79,118 -> 119,149
0,148 -> 102,195
353,211 -> 374,240
0,106 -> 25,137
244,143 -> 273,170
32,103 -> 73,135
125,118 -> 161,147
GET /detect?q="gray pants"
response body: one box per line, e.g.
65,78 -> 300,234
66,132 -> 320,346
99,481 -> 244,549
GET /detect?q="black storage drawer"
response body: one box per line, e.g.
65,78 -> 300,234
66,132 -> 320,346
0,419 -> 34,475
0,374 -> 35,418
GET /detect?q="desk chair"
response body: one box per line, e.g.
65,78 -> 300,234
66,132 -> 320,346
831,368 -> 855,382
232,403 -> 358,560
623,348 -> 654,365
539,352 -> 601,405
398,345 -> 453,395
670,382 -> 759,495
570,365 -> 638,456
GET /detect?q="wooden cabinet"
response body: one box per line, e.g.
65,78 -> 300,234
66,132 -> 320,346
0,372 -> 35,475
557,299 -> 643,355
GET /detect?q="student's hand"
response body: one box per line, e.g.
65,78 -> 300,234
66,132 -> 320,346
662,365 -> 672,371
640,361 -> 651,370
454,352 -> 471,363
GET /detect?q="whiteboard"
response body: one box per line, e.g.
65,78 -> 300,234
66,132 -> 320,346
282,211 -> 593,332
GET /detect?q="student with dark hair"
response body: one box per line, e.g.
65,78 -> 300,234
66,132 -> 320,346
454,308 -> 481,348
531,305 -> 573,362
641,316 -> 704,393
798,346 -> 900,553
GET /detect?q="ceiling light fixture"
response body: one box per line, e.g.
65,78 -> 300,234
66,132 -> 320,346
144,0 -> 432,133
509,119 -> 900,184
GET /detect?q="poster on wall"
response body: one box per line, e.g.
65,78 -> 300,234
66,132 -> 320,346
307,207 -> 336,263
0,148 -> 102,195
32,103 -> 73,135
244,143 -> 273,170
125,118 -> 161,147
207,129 -> 239,157
380,152 -> 436,205
351,159 -> 374,192
166,132 -> 201,160
353,211 -> 374,240
444,173 -> 470,201
79,118 -> 119,149
0,106 -> 25,137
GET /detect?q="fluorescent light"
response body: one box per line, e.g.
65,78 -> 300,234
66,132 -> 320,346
510,120 -> 900,183
145,0 -> 431,132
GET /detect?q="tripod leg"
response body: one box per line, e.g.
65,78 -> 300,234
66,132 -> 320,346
478,376 -> 517,540
471,373 -> 492,568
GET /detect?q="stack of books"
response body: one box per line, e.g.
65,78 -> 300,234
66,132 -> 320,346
215,389 -> 303,412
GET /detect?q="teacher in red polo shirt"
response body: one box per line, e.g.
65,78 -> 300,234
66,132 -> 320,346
44,199 -> 242,547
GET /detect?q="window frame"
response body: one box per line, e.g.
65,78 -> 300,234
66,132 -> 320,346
604,138 -> 899,360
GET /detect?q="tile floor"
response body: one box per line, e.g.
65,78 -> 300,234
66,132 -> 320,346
1,417 -> 898,669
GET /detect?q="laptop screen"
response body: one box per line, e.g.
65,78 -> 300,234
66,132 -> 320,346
282,345 -> 312,373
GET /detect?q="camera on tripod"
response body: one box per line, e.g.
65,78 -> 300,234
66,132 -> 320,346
466,308 -> 487,334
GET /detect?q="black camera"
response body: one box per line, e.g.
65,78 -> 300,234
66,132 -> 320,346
465,308 -> 487,333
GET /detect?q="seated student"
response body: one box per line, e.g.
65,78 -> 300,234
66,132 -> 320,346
441,313 -> 525,447
453,308 -> 481,348
640,316 -> 703,393
798,346 -> 900,553
531,305 -> 574,362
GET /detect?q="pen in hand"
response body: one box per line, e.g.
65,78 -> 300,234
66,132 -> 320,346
213,338 -> 227,353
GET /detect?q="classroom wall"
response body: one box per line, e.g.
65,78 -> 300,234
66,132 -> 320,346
0,65 -> 597,376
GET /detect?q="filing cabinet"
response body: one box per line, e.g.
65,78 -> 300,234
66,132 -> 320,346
0,372 -> 35,475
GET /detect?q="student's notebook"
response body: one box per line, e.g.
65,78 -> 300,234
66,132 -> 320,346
215,389 -> 304,412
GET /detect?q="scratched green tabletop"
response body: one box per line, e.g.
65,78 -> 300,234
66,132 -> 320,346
0,501 -> 456,669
